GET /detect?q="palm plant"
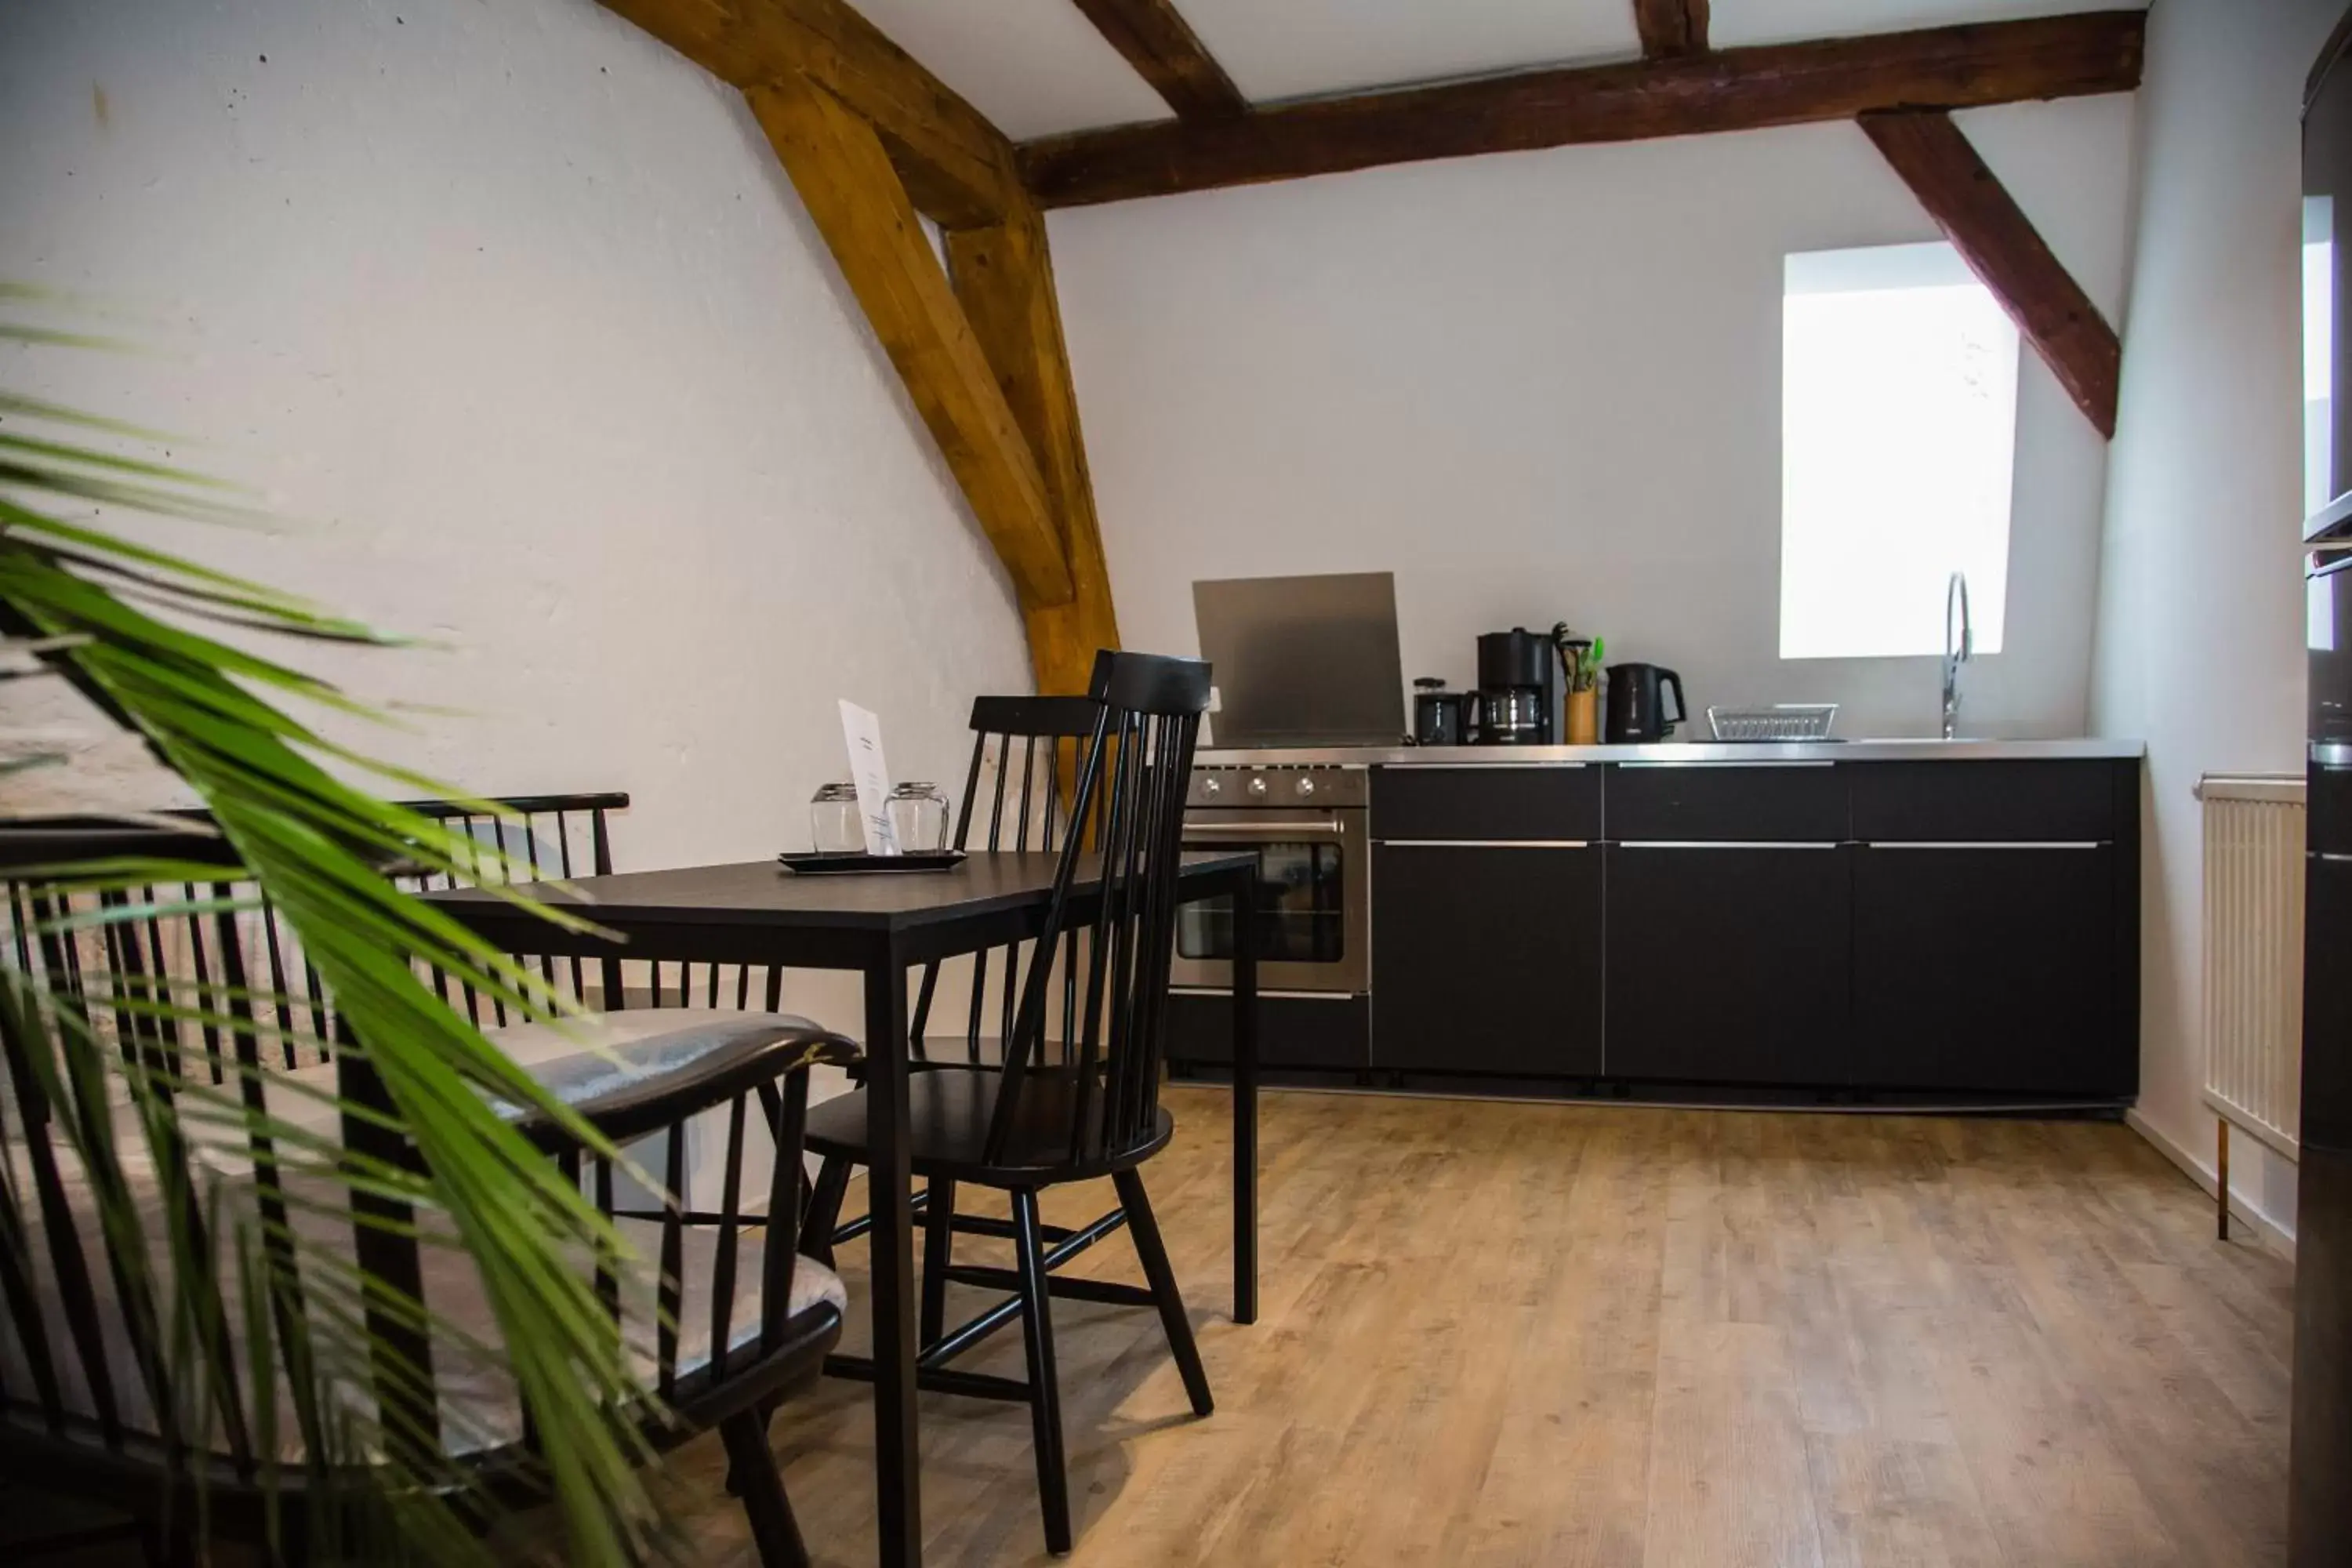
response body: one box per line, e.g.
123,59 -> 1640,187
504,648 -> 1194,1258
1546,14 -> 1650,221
0,296 -> 666,1563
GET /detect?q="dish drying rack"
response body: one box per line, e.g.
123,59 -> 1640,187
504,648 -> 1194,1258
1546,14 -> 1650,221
1705,703 -> 1838,742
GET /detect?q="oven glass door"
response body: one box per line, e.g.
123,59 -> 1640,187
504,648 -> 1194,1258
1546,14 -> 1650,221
1174,811 -> 1368,993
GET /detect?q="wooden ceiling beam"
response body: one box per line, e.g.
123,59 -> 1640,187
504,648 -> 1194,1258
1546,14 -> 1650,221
1859,107 -> 2121,438
1632,0 -> 1710,60
1069,0 -> 1248,119
601,0 -> 1023,227
1018,10 -> 2145,209
948,209 -> 1123,694
749,74 -> 1073,604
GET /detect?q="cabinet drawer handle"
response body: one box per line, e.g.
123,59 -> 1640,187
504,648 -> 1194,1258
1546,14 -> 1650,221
1379,839 -> 1592,848
1861,841 -> 2103,851
1613,760 -> 1837,769
1617,840 -> 1840,850
1171,986 -> 1359,1001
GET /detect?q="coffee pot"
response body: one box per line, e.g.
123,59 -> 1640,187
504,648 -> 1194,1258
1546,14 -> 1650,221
1411,677 -> 1468,746
1474,629 -> 1559,746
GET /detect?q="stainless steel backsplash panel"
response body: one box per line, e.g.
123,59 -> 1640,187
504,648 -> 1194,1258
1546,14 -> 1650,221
1192,571 -> 1406,748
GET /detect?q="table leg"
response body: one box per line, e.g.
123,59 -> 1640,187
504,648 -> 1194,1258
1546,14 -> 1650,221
862,946 -> 922,1567
1231,869 -> 1259,1325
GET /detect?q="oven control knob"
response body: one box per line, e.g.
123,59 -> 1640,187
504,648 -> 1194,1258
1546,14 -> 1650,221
1295,776 -> 1316,797
1202,776 -> 1221,798
1248,776 -> 1269,798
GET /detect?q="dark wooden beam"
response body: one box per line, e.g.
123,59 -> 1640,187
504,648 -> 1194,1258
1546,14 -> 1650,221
948,209 -> 1122,694
1859,107 -> 2121,438
1070,0 -> 1247,119
1018,10 -> 2145,209
1632,0 -> 1709,59
601,0 -> 1023,227
748,74 -> 1073,604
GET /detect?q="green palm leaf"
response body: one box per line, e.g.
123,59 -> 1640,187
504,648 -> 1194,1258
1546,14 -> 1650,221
1,313 -> 672,1563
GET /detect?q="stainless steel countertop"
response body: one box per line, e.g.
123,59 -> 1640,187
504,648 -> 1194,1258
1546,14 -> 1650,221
1195,739 -> 2147,767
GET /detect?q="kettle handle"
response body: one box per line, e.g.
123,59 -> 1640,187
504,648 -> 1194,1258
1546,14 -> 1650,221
1660,670 -> 1688,731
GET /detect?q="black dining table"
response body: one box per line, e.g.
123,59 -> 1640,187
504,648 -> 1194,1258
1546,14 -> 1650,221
425,848 -> 1261,1568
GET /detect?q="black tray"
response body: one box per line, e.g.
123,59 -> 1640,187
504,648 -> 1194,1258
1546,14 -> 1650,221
778,850 -> 967,875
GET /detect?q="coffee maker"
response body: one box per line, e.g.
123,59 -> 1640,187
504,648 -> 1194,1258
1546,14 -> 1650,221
1473,628 -> 1558,746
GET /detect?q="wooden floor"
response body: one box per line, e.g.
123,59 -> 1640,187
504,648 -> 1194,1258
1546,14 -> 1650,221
662,1087 -> 2295,1568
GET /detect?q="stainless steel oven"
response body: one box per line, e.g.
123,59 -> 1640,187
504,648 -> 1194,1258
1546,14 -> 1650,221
1174,766 -> 1369,995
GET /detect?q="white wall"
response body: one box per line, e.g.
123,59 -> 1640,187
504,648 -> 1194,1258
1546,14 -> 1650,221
0,0 -> 1035,1035
1050,96 -> 2139,742
2091,0 -> 2343,1243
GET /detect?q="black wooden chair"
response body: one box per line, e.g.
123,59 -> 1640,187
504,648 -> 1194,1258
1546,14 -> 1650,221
0,803 -> 858,1567
818,695 -> 1107,1258
800,651 -> 1215,1555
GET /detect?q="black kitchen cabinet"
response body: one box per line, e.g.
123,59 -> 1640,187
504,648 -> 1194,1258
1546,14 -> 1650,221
1606,763 -> 1846,842
1604,844 -> 1851,1085
1370,843 -> 1602,1076
1370,764 -> 1602,842
1849,761 -> 2114,842
1851,844 -> 2124,1095
2305,846 -> 2352,1148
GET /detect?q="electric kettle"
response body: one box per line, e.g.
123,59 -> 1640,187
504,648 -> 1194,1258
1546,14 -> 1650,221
1604,663 -> 1687,742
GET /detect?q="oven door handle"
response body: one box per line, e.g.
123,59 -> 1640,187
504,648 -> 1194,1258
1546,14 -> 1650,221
1183,818 -> 1348,837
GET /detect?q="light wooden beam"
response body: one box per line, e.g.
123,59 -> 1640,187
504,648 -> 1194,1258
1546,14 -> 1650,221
1069,0 -> 1248,119
1018,11 -> 2145,209
1632,0 -> 1709,60
947,209 -> 1122,695
749,73 -> 1074,604
602,0 -> 1022,226
1859,107 -> 2122,438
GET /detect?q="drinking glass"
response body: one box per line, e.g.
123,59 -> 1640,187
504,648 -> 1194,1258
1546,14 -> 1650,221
886,781 -> 950,853
809,781 -> 864,855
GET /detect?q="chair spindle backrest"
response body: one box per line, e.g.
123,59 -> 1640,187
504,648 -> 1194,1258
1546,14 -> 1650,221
908,696 -> 1105,1066
985,652 -> 1210,1167
391,793 -> 796,1022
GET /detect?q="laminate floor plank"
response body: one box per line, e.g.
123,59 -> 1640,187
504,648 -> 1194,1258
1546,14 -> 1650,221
649,1089 -> 2290,1568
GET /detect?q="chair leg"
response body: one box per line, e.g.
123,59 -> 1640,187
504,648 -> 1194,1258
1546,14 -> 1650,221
800,1155 -> 851,1267
720,1408 -> 813,1568
2217,1116 -> 2232,1242
1113,1167 -> 1214,1418
1013,1187 -> 1073,1555
922,1175 -> 957,1346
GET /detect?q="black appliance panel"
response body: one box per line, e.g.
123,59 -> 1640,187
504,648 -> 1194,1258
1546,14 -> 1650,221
2314,555 -> 2352,747
2307,822 -> 2352,1150
2294,34 -> 2352,1563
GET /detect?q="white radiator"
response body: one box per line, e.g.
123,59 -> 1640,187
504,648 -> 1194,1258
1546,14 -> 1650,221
2198,774 -> 2307,1167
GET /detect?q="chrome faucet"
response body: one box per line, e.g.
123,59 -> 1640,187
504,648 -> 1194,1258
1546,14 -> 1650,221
1941,570 -> 1973,741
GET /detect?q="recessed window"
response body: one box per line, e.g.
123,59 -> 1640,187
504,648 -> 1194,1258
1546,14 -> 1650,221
1779,241 -> 2019,660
